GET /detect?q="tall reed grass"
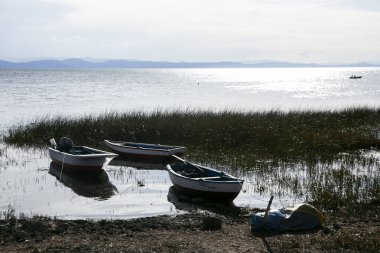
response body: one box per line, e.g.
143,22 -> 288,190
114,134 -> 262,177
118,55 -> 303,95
5,108 -> 380,162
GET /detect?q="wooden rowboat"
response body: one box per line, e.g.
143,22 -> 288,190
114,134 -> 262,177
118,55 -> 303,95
48,137 -> 117,171
104,140 -> 186,158
166,156 -> 244,202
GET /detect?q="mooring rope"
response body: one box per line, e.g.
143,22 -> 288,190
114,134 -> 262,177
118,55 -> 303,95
88,137 -> 105,147
238,180 -> 273,203
59,153 -> 65,181
240,180 -> 307,206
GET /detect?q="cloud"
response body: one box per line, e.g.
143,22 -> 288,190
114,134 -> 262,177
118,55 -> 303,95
0,0 -> 72,26
49,36 -> 89,43
1,0 -> 380,62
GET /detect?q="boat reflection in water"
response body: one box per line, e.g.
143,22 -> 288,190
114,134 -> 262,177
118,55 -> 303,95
48,162 -> 118,200
108,156 -> 168,170
167,186 -> 241,216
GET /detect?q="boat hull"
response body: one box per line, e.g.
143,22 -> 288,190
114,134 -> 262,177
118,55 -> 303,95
167,162 -> 243,202
171,183 -> 241,202
48,147 -> 117,171
104,140 -> 186,159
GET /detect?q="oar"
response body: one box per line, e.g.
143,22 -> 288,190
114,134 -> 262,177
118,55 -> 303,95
262,196 -> 274,229
171,155 -> 205,173
171,154 -> 186,163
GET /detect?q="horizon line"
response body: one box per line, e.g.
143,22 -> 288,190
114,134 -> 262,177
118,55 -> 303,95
1,58 -> 380,69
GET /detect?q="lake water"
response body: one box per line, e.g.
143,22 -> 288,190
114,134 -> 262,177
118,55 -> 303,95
1,67 -> 380,128
0,67 -> 379,219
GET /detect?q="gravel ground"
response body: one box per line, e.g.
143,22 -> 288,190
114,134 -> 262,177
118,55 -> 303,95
1,204 -> 379,253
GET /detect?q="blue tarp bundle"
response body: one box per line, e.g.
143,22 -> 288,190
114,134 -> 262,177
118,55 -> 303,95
250,203 -> 324,232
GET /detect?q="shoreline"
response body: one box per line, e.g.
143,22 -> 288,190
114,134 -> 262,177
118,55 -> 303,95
1,108 -> 379,252
1,205 -> 379,253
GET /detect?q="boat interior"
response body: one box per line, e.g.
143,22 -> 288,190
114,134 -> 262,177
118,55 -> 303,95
56,137 -> 99,155
118,141 -> 180,150
172,162 -> 231,179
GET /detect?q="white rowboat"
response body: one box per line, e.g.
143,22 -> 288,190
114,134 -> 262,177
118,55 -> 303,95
104,140 -> 186,158
48,137 -> 117,171
167,156 -> 243,202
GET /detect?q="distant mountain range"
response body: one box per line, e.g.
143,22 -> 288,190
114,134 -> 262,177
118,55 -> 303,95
0,58 -> 379,69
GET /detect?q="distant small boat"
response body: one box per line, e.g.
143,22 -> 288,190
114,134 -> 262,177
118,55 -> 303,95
349,75 -> 362,79
48,137 -> 117,171
104,140 -> 186,158
166,156 -> 244,202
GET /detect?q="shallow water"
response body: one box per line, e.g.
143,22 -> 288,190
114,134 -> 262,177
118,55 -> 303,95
1,143 -> 378,220
1,144 -> 295,219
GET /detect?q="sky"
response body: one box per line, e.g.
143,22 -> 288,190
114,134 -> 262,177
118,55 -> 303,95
1,0 -> 380,64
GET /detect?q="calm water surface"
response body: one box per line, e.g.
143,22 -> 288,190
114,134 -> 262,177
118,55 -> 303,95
0,68 -> 379,219
1,67 -> 380,127
0,144 -> 288,219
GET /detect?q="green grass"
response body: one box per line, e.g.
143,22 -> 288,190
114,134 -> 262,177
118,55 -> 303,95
4,107 -> 380,162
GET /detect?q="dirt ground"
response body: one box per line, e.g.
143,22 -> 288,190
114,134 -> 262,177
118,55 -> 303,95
1,203 -> 379,253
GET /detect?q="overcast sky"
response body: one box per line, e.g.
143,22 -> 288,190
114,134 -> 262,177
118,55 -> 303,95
1,0 -> 380,63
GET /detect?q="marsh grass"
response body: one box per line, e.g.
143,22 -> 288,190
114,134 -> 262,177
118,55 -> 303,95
266,155 -> 378,210
5,107 -> 380,161
1,204 -> 16,220
3,107 -> 380,212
